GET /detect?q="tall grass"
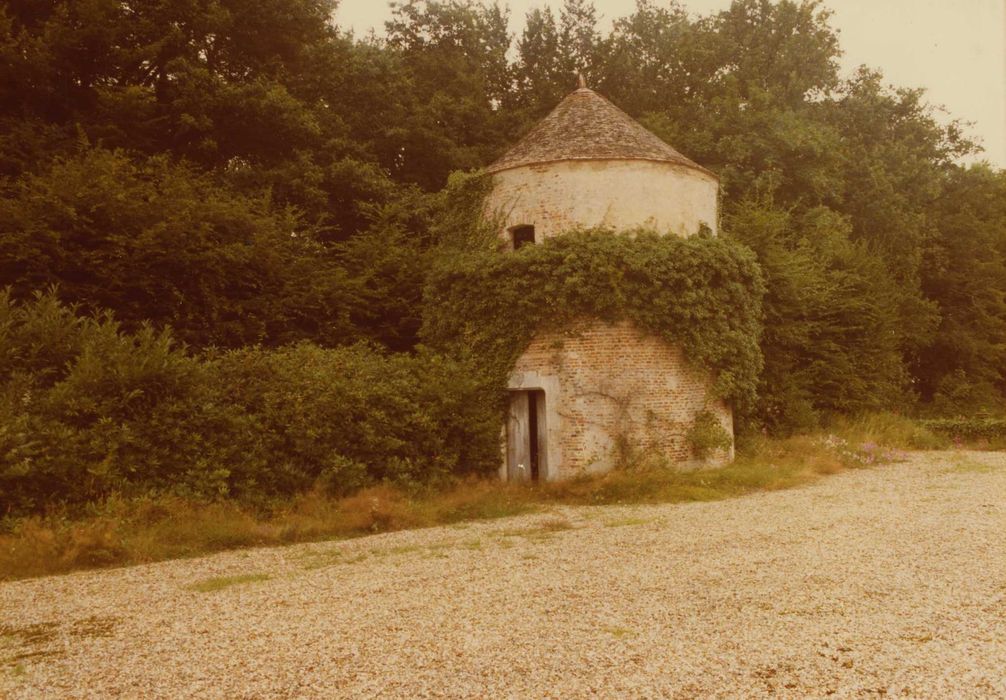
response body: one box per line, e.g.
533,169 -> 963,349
0,414 -> 945,582
829,412 -> 949,450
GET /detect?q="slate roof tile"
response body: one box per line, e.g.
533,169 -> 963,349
487,87 -> 711,176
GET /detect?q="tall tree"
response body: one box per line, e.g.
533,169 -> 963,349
2,0 -> 1003,419
0,148 -> 359,347
0,0 -> 413,237
725,199 -> 907,430
511,7 -> 564,116
601,1 -> 696,115
385,0 -> 514,189
918,164 -> 1006,411
558,0 -> 602,84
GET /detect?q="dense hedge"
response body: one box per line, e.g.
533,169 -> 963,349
919,417 -> 1006,443
207,344 -> 499,497
422,228 -> 766,411
0,291 -> 499,516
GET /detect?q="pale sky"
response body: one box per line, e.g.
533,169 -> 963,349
335,0 -> 1006,168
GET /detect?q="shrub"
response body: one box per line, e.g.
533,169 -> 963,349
0,291 -> 500,516
208,343 -> 500,497
724,201 -> 914,434
686,410 -> 733,460
930,370 -> 1005,416
0,290 -> 223,512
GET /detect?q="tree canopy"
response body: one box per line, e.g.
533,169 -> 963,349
2,0 -> 1004,434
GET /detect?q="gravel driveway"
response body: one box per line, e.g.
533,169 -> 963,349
2,450 -> 1004,699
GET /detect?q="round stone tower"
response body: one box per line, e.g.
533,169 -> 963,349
485,82 -> 732,482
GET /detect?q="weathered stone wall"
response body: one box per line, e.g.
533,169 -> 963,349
486,159 -> 719,243
506,320 -> 732,479
489,155 -> 730,478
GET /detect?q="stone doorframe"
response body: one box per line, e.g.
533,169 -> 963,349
499,371 -> 563,481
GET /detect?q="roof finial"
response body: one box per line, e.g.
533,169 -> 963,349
577,71 -> 587,89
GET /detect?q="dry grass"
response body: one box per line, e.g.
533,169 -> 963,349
0,414 -> 943,582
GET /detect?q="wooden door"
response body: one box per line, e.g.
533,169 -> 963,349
507,391 -> 531,481
507,390 -> 547,481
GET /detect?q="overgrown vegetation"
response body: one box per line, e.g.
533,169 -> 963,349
686,410 -> 734,459
0,415 -> 941,581
0,150 -> 360,348
423,225 -> 765,409
1,0 -> 1003,427
0,1 -> 1003,538
0,291 -> 499,516
920,417 -> 1006,448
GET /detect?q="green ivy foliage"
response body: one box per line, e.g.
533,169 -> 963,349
686,410 -> 734,459
422,227 -> 766,412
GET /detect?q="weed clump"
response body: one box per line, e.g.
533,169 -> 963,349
686,410 -> 733,460
187,574 -> 271,593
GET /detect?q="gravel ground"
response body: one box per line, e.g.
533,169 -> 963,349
2,450 -> 1005,699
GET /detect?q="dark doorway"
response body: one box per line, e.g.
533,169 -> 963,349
506,389 -> 547,481
527,393 -> 540,480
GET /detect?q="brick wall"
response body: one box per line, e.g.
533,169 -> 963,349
508,320 -> 732,478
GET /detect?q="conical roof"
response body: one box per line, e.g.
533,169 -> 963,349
487,87 -> 712,176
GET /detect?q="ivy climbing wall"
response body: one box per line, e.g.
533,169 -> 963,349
507,320 -> 733,477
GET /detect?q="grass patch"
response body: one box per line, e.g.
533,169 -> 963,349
538,516 -> 575,531
186,573 -> 271,593
0,418 -> 935,582
6,662 -> 26,677
604,517 -> 651,528
0,622 -> 62,668
499,517 -> 574,542
386,545 -> 424,556
829,413 -> 948,451
69,616 -> 119,639
298,549 -> 342,571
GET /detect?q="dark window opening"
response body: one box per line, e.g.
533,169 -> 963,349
510,224 -> 535,250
